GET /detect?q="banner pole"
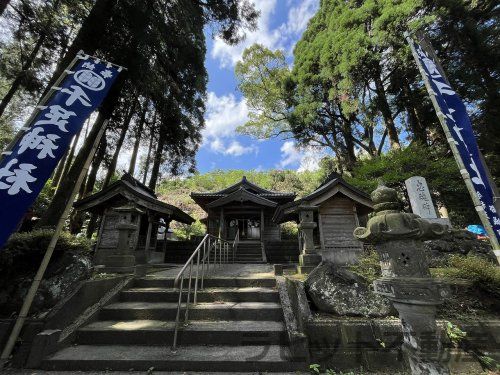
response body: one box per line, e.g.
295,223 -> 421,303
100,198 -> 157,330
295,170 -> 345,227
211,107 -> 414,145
0,118 -> 110,368
405,31 -> 500,260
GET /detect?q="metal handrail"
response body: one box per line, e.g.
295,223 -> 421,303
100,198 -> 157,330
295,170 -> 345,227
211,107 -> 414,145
171,233 -> 236,350
232,230 -> 239,261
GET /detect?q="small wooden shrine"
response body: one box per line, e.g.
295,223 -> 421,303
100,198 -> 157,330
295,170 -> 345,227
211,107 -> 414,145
191,176 -> 295,242
74,173 -> 194,271
273,173 -> 373,267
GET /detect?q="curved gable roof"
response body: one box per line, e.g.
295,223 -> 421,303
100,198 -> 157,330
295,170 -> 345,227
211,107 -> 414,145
74,174 -> 194,224
206,187 -> 278,208
273,173 -> 373,223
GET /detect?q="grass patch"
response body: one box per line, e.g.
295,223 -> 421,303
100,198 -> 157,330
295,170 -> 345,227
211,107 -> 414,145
348,247 -> 381,284
432,255 -> 500,296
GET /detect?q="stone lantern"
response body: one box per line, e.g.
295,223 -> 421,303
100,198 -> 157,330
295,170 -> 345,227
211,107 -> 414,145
298,204 -> 321,274
353,184 -> 450,375
102,204 -> 143,274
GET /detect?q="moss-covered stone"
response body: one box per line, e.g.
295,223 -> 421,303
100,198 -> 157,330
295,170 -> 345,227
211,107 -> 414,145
305,263 -> 394,318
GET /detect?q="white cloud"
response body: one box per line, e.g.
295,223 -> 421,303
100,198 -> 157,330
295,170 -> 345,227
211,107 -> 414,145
226,140 -> 258,156
281,0 -> 318,36
278,140 -> 324,172
210,0 -> 319,68
203,92 -> 258,157
204,92 -> 249,139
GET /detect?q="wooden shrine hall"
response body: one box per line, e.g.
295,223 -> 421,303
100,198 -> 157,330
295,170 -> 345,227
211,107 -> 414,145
74,173 -> 194,272
273,172 -> 373,267
191,176 -> 296,242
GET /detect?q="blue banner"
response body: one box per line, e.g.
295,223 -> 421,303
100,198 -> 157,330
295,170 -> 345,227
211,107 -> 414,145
0,54 -> 122,248
410,38 -> 500,243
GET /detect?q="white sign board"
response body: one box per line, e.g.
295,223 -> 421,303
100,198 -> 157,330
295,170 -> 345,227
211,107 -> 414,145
405,176 -> 437,219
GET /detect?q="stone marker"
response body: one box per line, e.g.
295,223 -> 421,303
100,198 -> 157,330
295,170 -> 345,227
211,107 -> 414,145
405,176 -> 437,218
405,176 -> 451,227
354,184 -> 450,375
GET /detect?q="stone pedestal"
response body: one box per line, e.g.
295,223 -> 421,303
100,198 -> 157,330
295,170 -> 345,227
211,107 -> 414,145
354,185 -> 450,375
297,205 -> 321,274
102,205 -> 142,274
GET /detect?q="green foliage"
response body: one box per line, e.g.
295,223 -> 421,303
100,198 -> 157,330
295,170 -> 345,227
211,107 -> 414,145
235,44 -> 291,138
476,355 -> 500,371
434,255 -> 500,296
308,364 -> 364,375
445,321 -> 467,347
235,0 -> 500,178
348,248 -> 381,284
309,364 -> 321,374
31,179 -> 56,217
173,220 -> 206,241
281,221 -> 298,239
344,143 -> 475,227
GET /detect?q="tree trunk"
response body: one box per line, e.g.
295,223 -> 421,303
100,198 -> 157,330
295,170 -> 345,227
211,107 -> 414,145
102,124 -> 127,188
69,170 -> 88,234
0,0 -> 11,17
142,130 -> 154,184
37,85 -> 120,229
128,101 -> 147,175
0,32 -> 47,119
373,71 -> 400,150
51,148 -> 69,187
69,134 -> 107,234
148,131 -> 165,190
86,214 -> 99,239
85,134 -> 107,196
402,81 -> 427,144
56,126 -> 83,192
102,98 -> 136,186
40,0 -> 118,99
340,121 -> 356,172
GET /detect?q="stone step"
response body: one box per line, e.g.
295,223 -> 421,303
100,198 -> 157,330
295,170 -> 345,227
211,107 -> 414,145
234,258 -> 264,262
235,250 -> 263,255
134,277 -> 276,288
42,345 -> 305,372
234,260 -> 266,264
77,320 -> 287,345
100,301 -> 284,321
121,287 -> 279,303
235,253 -> 263,257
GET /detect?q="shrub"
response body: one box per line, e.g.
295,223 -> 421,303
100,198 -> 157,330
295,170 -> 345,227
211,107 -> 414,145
344,143 -> 477,227
348,247 -> 381,284
0,229 -> 91,289
173,220 -> 206,241
281,221 -> 298,239
433,255 -> 500,296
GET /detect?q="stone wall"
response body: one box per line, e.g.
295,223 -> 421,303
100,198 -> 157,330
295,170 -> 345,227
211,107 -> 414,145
265,240 -> 299,263
164,240 -> 199,263
307,316 -> 500,373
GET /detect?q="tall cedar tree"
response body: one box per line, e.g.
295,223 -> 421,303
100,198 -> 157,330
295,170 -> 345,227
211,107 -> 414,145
0,0 -> 93,118
235,0 -> 498,176
37,0 -> 257,228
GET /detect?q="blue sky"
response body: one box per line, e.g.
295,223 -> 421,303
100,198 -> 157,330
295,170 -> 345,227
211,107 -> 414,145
196,0 -> 320,173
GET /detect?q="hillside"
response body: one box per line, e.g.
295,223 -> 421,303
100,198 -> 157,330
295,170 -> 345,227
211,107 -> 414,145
156,169 -> 324,221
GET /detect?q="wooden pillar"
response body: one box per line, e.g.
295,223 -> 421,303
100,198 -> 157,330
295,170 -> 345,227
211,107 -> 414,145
219,208 -> 224,239
260,209 -> 264,242
144,214 -> 153,263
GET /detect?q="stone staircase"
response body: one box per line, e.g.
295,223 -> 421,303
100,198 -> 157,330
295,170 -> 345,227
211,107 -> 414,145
234,241 -> 264,263
42,272 -> 305,372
